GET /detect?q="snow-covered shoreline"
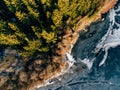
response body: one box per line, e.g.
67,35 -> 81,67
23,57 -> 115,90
36,53 -> 75,89
29,0 -> 118,89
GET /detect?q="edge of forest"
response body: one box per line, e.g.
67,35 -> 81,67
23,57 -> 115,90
27,0 -> 118,90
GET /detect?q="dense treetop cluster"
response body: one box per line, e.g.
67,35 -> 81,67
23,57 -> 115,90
0,0 -> 100,57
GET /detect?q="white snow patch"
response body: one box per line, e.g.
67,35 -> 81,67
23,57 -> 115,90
81,58 -> 95,69
66,53 -> 75,62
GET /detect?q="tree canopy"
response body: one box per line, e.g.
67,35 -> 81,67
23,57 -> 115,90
0,0 -> 100,57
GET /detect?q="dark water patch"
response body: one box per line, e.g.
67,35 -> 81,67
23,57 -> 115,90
115,10 -> 120,14
115,0 -> 120,9
104,46 -> 120,80
82,45 -> 120,89
87,51 -> 105,77
72,13 -> 110,60
115,16 -> 120,24
112,23 -> 119,29
54,86 -> 62,90
115,1 -> 120,14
